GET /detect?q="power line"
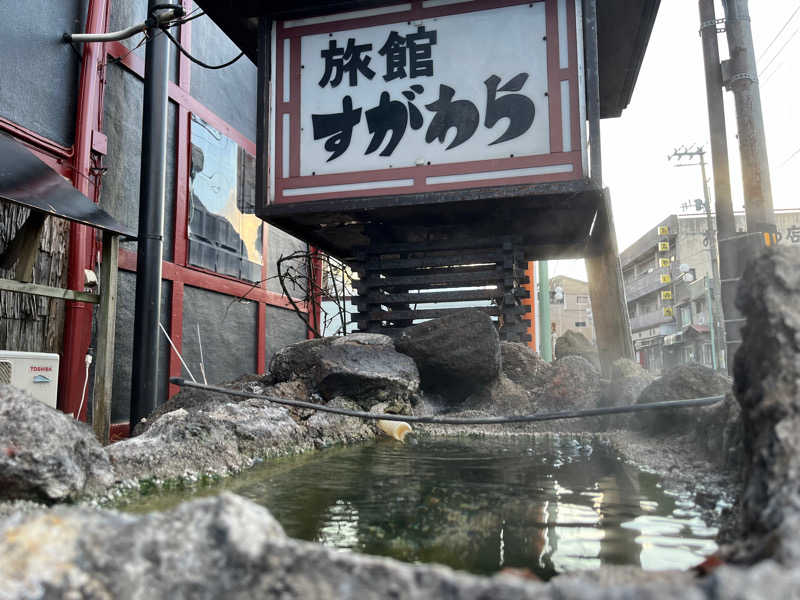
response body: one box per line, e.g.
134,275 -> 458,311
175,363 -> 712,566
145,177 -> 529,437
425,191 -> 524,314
756,4 -> 800,63
779,145 -> 800,168
159,26 -> 245,69
758,26 -> 800,76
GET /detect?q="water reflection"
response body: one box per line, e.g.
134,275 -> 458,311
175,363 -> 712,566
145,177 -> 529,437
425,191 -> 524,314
125,437 -> 718,578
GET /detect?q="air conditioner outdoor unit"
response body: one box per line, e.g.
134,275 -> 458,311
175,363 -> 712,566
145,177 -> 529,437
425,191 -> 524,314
0,351 -> 60,409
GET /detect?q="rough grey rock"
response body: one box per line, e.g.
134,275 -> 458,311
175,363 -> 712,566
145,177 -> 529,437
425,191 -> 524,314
732,246 -> 800,564
463,375 -> 536,416
108,399 -> 313,481
133,373 -> 276,435
554,330 -> 601,371
0,384 -> 114,503
535,355 -> 601,412
394,310 -> 501,401
597,359 -> 655,429
3,491 -> 800,600
0,493 -> 544,599
269,333 -> 419,410
500,342 -> 552,389
634,363 -> 731,434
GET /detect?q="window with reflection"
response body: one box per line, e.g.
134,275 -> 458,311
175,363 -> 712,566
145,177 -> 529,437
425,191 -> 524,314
188,114 -> 263,282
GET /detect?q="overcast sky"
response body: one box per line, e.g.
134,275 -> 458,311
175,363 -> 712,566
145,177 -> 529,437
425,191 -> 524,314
553,0 -> 800,281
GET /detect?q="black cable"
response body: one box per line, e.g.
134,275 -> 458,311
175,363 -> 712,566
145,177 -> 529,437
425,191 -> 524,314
159,25 -> 244,70
170,377 -> 724,426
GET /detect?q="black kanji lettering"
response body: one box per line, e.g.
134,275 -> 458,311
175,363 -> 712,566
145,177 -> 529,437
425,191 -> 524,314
484,73 -> 535,145
425,84 -> 478,150
365,86 -> 424,157
407,26 -> 437,78
319,38 -> 375,88
312,96 -> 362,161
787,225 -> 800,243
365,92 -> 407,156
378,31 -> 407,82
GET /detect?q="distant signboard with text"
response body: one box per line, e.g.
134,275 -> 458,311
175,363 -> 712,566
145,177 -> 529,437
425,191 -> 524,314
270,0 -> 586,204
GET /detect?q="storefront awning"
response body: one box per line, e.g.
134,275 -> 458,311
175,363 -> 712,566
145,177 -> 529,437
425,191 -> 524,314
0,133 -> 135,237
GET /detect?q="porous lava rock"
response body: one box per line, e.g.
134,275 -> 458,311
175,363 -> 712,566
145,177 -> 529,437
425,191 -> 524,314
462,375 -> 535,416
0,384 -> 114,503
554,330 -> 601,371
500,341 -> 552,389
133,373 -> 280,435
634,363 -> 731,434
597,359 -> 655,429
4,491 -> 800,599
269,333 -> 419,410
108,399 -> 312,481
0,493 -> 542,599
535,355 -> 601,411
393,309 -> 501,400
732,245 -> 800,564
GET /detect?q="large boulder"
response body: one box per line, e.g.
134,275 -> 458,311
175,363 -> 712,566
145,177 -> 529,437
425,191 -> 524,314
5,491 -> 800,599
0,493 -> 544,599
634,363 -> 731,434
501,342 -> 552,389
0,384 -> 114,502
108,398 -> 314,482
732,246 -> 800,563
535,355 -> 601,412
133,373 -> 280,435
269,333 -> 419,410
597,359 -> 655,428
462,375 -> 535,416
554,330 -> 601,371
393,310 -> 501,400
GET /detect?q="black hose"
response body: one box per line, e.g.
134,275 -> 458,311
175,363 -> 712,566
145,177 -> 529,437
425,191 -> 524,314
169,377 -> 724,425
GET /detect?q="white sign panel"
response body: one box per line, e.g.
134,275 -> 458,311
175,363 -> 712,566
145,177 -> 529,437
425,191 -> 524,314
271,0 -> 585,204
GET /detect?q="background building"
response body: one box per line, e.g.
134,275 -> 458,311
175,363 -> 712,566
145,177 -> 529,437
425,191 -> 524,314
620,209 -> 800,372
0,1 -> 311,436
548,275 -> 596,345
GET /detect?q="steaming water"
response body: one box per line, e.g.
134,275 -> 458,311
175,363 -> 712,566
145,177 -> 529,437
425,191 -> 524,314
124,436 -> 718,578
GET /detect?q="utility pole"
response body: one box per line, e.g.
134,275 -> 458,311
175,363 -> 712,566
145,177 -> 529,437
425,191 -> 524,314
704,275 -> 718,369
698,0 -> 741,373
721,0 -> 775,235
538,261 -> 552,362
698,0 -> 735,237
671,145 -> 726,370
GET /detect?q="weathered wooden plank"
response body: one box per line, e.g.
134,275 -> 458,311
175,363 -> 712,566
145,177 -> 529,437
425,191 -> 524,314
92,232 -> 119,446
0,279 -> 100,304
365,288 -> 503,304
352,305 -> 502,322
359,235 -> 522,255
365,251 -> 505,270
360,268 -> 502,288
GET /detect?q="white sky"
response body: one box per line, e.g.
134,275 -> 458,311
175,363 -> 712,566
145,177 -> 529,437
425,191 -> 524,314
552,0 -> 800,281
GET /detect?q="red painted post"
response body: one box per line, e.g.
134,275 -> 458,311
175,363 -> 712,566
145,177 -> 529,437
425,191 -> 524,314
59,0 -> 110,419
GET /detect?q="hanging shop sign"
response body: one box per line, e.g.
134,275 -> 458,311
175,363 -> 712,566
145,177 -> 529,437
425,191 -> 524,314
270,0 -> 586,204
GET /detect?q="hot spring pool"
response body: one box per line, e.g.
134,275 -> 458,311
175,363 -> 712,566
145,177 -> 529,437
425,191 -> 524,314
121,436 -> 718,578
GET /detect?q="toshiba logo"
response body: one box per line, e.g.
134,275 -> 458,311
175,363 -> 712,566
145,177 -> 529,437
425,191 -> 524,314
29,366 -> 53,372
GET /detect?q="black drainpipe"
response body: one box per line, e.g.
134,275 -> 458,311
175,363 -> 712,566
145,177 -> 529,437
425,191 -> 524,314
130,2 -> 171,431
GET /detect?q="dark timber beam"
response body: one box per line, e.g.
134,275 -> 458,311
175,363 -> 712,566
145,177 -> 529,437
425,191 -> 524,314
585,190 -> 633,375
